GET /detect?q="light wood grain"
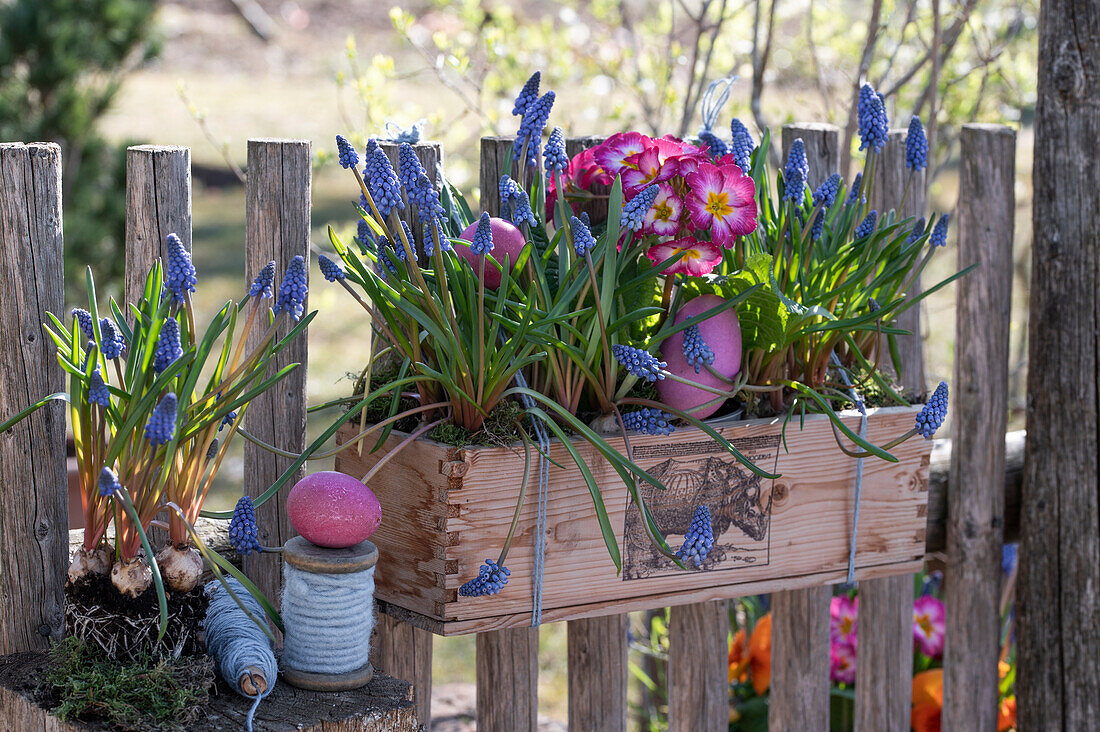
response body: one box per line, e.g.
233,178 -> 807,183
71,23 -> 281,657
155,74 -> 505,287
478,136 -> 513,215
668,601 -> 728,732
243,139 -> 311,607
0,142 -> 67,653
476,627 -> 537,731
781,123 -> 840,187
373,612 -> 434,728
567,614 -> 628,731
124,146 -> 192,308
770,586 -> 831,731
943,124 -> 1014,730
336,406 -> 931,634
856,127 -> 925,731
1019,7 -> 1100,726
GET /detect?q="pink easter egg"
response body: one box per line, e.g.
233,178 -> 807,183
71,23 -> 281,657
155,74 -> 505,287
287,471 -> 382,549
455,217 -> 527,289
657,295 -> 743,420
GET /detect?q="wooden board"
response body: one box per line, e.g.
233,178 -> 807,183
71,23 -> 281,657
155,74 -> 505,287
336,406 -> 932,635
0,651 -> 418,731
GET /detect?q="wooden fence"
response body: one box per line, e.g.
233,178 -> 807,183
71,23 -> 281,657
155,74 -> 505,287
0,121 -> 1017,731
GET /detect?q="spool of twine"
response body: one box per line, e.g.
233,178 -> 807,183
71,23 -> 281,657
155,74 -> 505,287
280,536 -> 378,691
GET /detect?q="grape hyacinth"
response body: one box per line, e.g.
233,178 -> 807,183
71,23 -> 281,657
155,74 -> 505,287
72,308 -> 95,339
908,217 -> 927,243
676,505 -> 714,567
783,139 -> 809,202
153,317 -> 183,374
915,381 -> 949,438
399,144 -> 444,222
363,141 -> 405,218
847,172 -> 864,205
930,214 -> 950,247
164,233 -> 197,305
356,218 -> 373,247
98,318 -> 127,360
612,344 -> 666,382
813,173 -> 842,209
512,71 -> 540,116
248,260 -> 276,299
682,324 -> 716,373
499,175 -> 534,226
622,408 -> 675,436
98,467 -> 121,497
621,184 -> 660,232
906,116 -> 928,171
88,369 -> 110,407
698,130 -> 728,160
729,118 -> 755,172
855,210 -> 878,239
513,91 -> 555,166
570,215 -> 596,257
470,212 -> 494,255
144,393 -> 178,446
376,248 -> 397,280
544,126 -> 568,174
335,135 -> 359,170
273,255 -> 308,322
318,254 -> 345,282
229,496 -> 262,556
206,438 -> 220,462
857,83 -> 889,152
459,559 -> 511,597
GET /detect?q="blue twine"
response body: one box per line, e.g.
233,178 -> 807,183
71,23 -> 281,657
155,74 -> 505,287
383,120 -> 426,144
513,369 -> 550,626
204,578 -> 278,732
830,353 -> 867,584
699,76 -> 738,133
281,562 -> 376,675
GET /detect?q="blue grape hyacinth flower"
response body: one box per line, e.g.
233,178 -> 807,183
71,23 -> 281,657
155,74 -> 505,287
363,141 -> 405,218
908,216 -> 927,244
915,381 -> 949,438
612,344 -> 666,382
813,173 -> 842,210
930,214 -> 950,247
544,126 -> 568,174
621,184 -> 660,232
513,90 -> 555,166
88,369 -> 110,408
229,496 -> 263,556
72,308 -> 95,339
622,408 -> 676,436
248,260 -> 276,299
855,210 -> 878,239
471,212 -> 494,256
318,254 -> 346,283
459,559 -> 511,597
783,139 -> 809,202
164,233 -> 197,305
273,255 -> 308,322
847,172 -> 864,205
676,505 -> 714,568
512,71 -> 540,116
98,318 -> 127,360
399,144 -> 444,223
698,130 -> 728,160
906,116 -> 928,171
570,215 -> 596,257
858,83 -> 889,152
145,393 -> 178,446
729,118 -> 754,172
154,317 -> 184,374
336,135 -> 359,170
682,323 -> 716,373
98,467 -> 121,497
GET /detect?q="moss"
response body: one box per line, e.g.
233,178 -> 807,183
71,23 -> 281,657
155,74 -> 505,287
428,399 -> 526,447
44,637 -> 213,732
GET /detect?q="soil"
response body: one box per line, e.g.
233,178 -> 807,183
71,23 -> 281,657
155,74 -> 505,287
65,573 -> 208,663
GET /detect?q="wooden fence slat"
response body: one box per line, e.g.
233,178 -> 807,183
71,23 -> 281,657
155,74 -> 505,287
668,601 -> 728,731
943,123 -> 1014,729
479,136 -> 513,216
766,124 -> 840,732
373,612 -> 433,728
856,128 -> 926,731
123,146 -> 192,307
0,142 -> 67,653
243,139 -> 311,606
568,614 -> 627,732
476,627 -> 538,731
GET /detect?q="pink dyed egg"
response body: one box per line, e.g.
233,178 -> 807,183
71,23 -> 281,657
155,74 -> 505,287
657,295 -> 743,420
287,471 -> 382,549
455,217 -> 527,289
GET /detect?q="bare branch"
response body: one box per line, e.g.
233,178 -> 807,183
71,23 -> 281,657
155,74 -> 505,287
751,0 -> 781,166
840,0 -> 884,175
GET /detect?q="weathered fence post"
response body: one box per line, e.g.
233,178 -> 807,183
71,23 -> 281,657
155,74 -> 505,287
943,123 -> 1014,728
766,124 -> 840,732
568,614 -> 628,731
123,146 -> 192,307
373,613 -> 433,728
856,128 -> 925,731
668,601 -> 728,731
243,139 -> 311,606
1019,3 -> 1100,725
0,142 -> 67,653
479,136 -> 512,217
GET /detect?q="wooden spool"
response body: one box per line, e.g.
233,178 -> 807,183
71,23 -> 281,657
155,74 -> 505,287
281,537 -> 378,692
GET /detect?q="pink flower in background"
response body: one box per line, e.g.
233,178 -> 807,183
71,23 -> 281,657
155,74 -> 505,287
684,163 -> 758,246
830,638 -> 857,684
593,132 -> 651,176
620,145 -> 669,193
913,595 -> 946,659
830,596 -> 859,649
646,237 -> 722,277
643,184 -> 683,237
545,147 -> 612,217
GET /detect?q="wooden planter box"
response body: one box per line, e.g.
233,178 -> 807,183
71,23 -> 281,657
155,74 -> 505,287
335,405 -> 932,635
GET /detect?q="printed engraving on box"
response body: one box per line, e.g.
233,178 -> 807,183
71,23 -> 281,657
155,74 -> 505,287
623,434 -> 780,580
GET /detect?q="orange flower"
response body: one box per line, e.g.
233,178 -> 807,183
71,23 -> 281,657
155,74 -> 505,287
911,668 -> 943,732
998,696 -> 1016,731
748,613 -> 772,695
728,628 -> 748,684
